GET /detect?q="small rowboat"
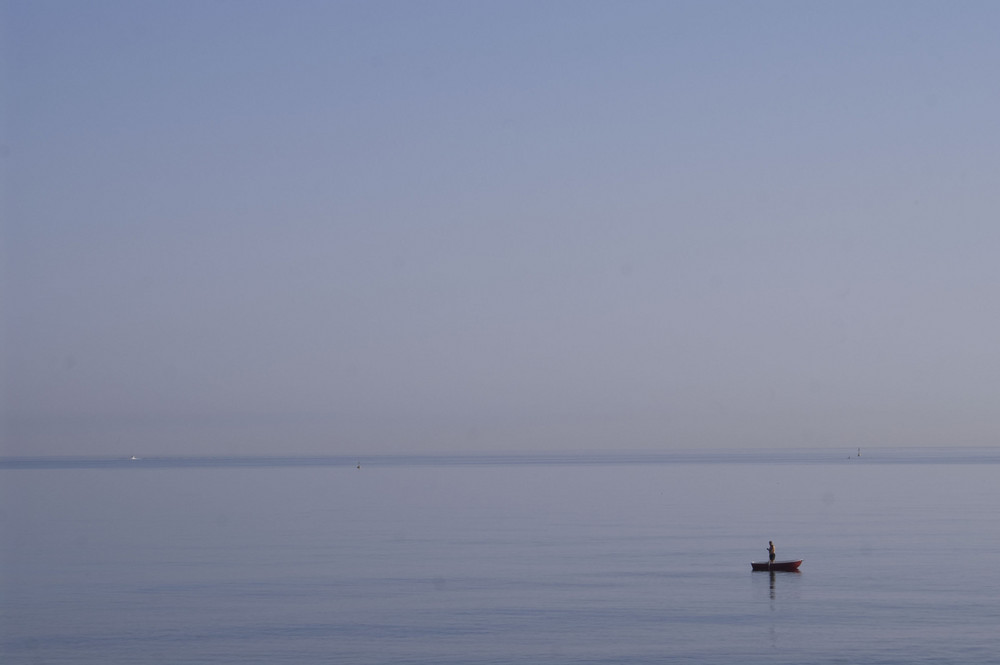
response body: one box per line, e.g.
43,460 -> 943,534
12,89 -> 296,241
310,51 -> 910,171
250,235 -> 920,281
751,559 -> 802,572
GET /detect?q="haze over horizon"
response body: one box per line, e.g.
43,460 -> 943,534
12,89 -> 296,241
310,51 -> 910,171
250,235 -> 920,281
3,1 -> 999,457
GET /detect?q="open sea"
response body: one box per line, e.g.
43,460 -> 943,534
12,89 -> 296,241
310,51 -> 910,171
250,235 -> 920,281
2,448 -> 999,664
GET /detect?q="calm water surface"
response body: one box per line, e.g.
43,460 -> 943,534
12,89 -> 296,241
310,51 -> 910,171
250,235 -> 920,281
2,450 -> 999,663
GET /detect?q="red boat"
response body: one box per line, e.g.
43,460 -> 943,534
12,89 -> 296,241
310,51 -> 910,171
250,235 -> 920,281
751,559 -> 802,572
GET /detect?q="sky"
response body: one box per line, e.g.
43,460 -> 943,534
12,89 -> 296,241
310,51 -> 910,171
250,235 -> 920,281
2,1 -> 999,457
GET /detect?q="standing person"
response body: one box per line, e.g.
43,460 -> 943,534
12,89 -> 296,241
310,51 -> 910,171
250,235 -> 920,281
767,541 -> 776,563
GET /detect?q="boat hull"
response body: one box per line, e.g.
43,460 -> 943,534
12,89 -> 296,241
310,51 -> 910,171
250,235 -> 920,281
751,559 -> 802,572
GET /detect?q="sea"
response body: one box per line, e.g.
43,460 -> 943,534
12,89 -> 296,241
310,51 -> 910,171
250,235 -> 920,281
2,448 -> 999,664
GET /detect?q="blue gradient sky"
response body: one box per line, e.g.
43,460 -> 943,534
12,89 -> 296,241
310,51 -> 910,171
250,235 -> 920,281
3,1 -> 999,456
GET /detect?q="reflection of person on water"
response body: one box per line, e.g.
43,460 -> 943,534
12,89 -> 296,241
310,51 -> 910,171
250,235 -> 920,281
767,541 -> 776,563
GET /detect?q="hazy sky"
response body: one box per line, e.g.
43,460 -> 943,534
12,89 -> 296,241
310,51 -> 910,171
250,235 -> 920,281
3,1 -> 999,456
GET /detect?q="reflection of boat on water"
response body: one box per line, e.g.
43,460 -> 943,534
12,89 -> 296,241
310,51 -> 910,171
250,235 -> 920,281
751,559 -> 802,572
